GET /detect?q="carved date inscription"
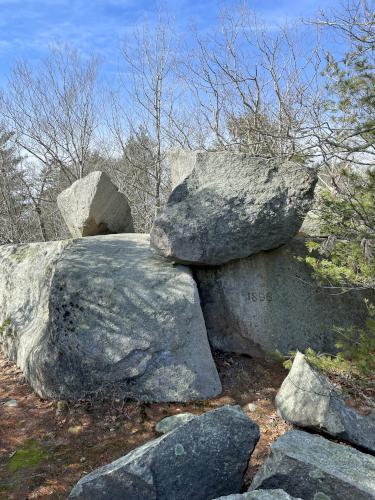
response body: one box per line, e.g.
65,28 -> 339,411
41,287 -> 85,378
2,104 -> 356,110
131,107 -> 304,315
247,291 -> 272,302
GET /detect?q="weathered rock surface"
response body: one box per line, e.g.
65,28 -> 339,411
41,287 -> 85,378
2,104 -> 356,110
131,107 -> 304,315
0,234 -> 221,401
299,210 -> 324,237
214,490 -> 300,499
250,430 -> 375,499
275,352 -> 375,453
196,237 -> 373,356
57,171 -> 134,237
155,413 -> 195,433
71,470 -> 156,500
151,151 -> 317,265
299,184 -> 328,237
69,405 -> 260,500
169,150 -> 196,190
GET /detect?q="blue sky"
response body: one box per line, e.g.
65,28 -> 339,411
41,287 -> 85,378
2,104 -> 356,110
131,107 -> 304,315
0,0 -> 342,87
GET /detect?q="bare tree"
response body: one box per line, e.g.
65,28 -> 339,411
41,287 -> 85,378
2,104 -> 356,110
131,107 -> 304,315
0,128 -> 23,243
0,47 -> 100,183
107,15 -> 187,227
0,47 -> 101,241
316,0 -> 375,50
184,6 -> 324,162
314,0 -> 375,169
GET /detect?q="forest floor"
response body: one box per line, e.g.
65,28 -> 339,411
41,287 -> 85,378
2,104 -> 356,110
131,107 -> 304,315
1,350 -> 373,500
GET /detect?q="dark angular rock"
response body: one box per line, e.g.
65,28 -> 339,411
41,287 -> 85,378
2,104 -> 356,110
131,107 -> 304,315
250,430 -> 375,499
69,405 -> 260,500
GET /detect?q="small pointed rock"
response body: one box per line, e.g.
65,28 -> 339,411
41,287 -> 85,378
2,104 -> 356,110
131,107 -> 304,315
275,351 -> 375,453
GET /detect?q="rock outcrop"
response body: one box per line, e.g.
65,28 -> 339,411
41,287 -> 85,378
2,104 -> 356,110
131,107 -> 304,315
196,237 -> 372,356
69,405 -> 260,500
151,151 -> 317,265
250,430 -> 375,499
57,171 -> 134,237
0,234 -> 221,401
275,352 -> 375,453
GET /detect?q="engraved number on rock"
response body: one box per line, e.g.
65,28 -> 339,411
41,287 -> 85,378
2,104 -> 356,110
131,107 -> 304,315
248,291 -> 272,302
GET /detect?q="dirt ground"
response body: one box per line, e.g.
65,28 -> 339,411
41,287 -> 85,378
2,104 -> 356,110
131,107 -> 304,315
0,351 -> 294,499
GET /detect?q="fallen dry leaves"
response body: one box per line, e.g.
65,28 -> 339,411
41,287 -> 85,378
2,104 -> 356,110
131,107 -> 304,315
0,351 -> 290,499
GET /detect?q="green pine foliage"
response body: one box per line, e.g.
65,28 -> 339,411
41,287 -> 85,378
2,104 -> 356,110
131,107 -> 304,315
334,300 -> 375,375
305,169 -> 375,290
302,6 -> 375,378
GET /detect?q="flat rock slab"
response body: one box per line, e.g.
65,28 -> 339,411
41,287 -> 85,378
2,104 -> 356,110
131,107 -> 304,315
250,430 -> 375,499
0,234 -> 221,401
151,151 -> 316,265
276,352 -> 375,453
196,238 -> 373,356
57,171 -> 134,237
69,405 -> 260,500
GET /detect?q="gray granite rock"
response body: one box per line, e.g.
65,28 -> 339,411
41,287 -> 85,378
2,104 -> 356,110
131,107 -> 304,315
299,185 -> 328,237
57,171 -> 134,237
214,490 -> 300,499
151,151 -> 316,265
299,210 -> 324,237
3,399 -> 18,407
276,352 -> 375,453
0,234 -> 221,401
155,413 -> 195,433
196,237 -> 373,356
169,150 -> 196,190
70,470 -> 156,500
69,405 -> 260,500
250,430 -> 375,499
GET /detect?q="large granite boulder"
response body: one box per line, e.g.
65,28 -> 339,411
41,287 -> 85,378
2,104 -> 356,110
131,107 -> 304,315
151,151 -> 317,265
275,352 -> 375,453
0,234 -> 221,401
57,171 -> 134,237
196,237 -> 372,356
69,405 -> 260,499
250,430 -> 375,499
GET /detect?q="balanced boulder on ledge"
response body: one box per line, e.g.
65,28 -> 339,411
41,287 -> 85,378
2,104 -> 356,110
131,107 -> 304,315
57,171 -> 134,237
151,151 -> 317,265
0,234 -> 221,401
